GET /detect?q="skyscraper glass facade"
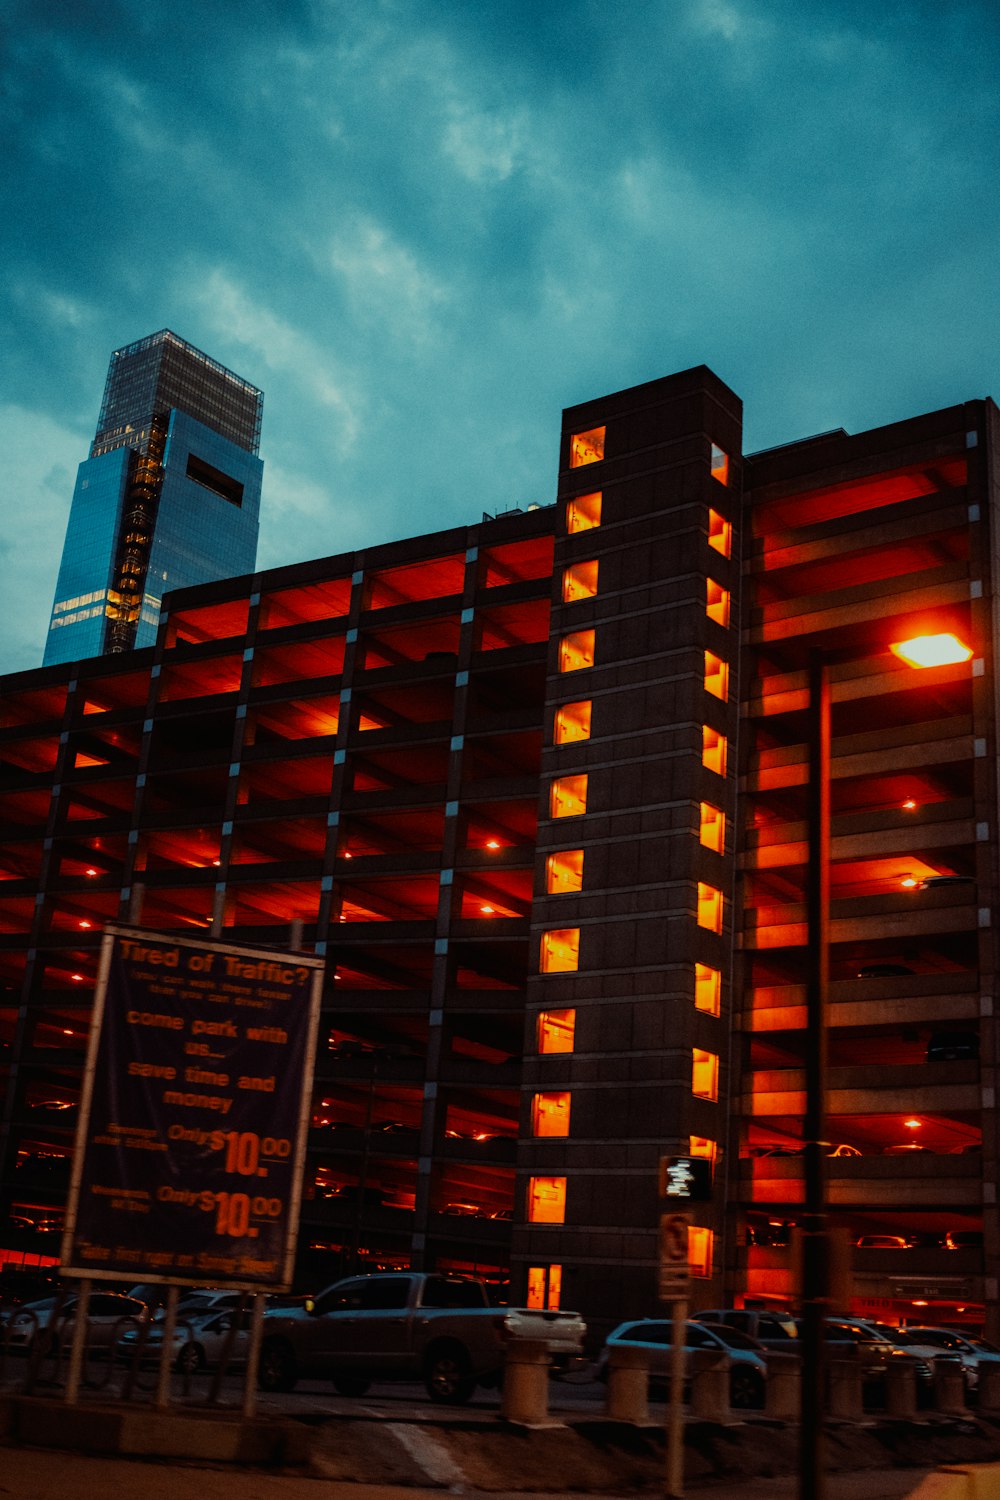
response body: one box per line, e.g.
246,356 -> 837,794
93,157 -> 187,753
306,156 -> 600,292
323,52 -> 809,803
43,331 -> 263,666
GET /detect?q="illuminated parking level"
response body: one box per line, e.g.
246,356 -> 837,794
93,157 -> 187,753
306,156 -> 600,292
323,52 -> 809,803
1,364 -> 998,1338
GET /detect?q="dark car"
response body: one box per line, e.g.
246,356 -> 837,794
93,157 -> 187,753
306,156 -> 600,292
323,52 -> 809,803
926,1031 -> 979,1062
821,1317 -> 935,1402
596,1318 -> 767,1409
904,1327 -> 1000,1394
693,1308 -> 799,1351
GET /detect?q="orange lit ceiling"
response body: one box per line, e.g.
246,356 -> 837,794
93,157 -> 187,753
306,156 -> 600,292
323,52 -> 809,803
172,597 -> 250,645
1,736 -> 60,774
1,683 -> 70,728
249,696 -> 340,741
159,655 -> 242,701
366,555 -> 466,611
480,536 -> 554,587
754,530 -> 969,601
259,576 -> 352,630
752,455 -> 968,535
252,637 -> 347,686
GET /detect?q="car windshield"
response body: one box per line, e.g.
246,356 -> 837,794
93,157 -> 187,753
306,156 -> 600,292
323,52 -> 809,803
871,1325 -> 918,1345
970,1336 -> 1000,1353
700,1324 -> 761,1351
616,1322 -> 670,1344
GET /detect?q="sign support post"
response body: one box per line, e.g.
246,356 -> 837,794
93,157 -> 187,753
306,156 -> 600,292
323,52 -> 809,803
658,1154 -> 713,1500
659,1209 -> 690,1499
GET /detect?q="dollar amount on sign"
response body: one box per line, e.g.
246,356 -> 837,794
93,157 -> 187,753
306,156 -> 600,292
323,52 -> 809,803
210,1131 -> 291,1176
203,1190 -> 283,1237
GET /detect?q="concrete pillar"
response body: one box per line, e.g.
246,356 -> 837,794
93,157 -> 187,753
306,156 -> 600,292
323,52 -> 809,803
884,1359 -> 917,1419
826,1358 -> 864,1421
500,1339 -> 550,1425
605,1346 -> 650,1424
765,1352 -> 802,1421
689,1350 -> 733,1423
975,1363 -> 1000,1414
931,1357 -> 968,1416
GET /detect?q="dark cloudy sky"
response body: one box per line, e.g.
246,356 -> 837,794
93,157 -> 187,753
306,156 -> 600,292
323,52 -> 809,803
3,0 -> 999,674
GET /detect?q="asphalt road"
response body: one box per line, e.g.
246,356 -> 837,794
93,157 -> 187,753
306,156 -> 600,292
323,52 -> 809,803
0,1444 -> 939,1500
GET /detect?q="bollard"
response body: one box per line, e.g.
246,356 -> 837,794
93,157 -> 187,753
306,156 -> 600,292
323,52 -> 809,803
931,1356 -> 968,1416
765,1351 -> 802,1421
975,1362 -> 1000,1414
689,1349 -> 734,1423
827,1358 -> 864,1421
884,1359 -> 917,1419
500,1338 -> 551,1425
605,1345 -> 650,1424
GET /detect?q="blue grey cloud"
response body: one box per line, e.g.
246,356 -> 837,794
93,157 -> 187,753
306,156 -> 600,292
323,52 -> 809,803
2,0 -> 999,671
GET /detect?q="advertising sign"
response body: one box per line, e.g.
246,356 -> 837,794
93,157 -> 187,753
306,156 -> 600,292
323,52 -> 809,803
61,926 -> 323,1291
658,1210 -> 690,1300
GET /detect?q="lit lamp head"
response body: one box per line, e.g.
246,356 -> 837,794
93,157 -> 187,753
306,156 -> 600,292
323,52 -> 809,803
891,633 -> 972,669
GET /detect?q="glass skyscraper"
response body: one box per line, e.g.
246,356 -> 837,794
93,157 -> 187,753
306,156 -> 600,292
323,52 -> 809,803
43,330 -> 263,665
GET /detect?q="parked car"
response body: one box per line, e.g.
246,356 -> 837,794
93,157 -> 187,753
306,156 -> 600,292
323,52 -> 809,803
4,1291 -> 149,1355
946,1230 -> 984,1250
822,1318 -> 935,1401
692,1307 -> 800,1351
596,1318 -> 767,1409
903,1327 -> 1000,1393
926,1031 -> 979,1062
172,1288 -> 247,1319
258,1271 -> 586,1403
117,1308 -> 251,1374
752,1143 -> 860,1158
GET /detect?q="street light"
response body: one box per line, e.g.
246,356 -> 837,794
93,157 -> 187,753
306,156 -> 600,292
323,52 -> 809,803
799,632 -> 972,1500
891,633 -> 972,669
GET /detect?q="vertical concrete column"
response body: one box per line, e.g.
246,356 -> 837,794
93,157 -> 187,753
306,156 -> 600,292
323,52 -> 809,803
932,1358 -> 968,1416
605,1346 -> 650,1423
975,1363 -> 1000,1414
884,1360 -> 917,1419
689,1350 -> 733,1422
764,1352 -> 801,1421
826,1359 -> 864,1421
500,1339 -> 551,1425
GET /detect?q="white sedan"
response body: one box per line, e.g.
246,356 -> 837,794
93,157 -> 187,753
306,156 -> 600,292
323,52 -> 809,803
117,1308 -> 251,1375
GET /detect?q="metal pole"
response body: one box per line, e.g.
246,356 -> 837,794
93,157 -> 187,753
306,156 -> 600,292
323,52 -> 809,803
155,1284 -> 179,1409
800,652 -> 830,1500
64,1277 -> 91,1405
242,1293 -> 266,1418
666,1295 -> 688,1499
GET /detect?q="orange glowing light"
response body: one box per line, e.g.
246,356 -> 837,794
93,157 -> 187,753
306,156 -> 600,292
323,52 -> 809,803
78,920 -> 91,929
901,877 -> 918,888
912,1300 -> 928,1307
891,633 -> 972,669
903,799 -> 917,810
486,840 -> 501,850
85,868 -> 98,877
71,974 -> 84,982
904,1118 -> 921,1129
480,905 -> 495,915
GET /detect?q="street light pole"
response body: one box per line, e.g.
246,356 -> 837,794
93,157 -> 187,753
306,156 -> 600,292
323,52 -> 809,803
801,650 -> 830,1500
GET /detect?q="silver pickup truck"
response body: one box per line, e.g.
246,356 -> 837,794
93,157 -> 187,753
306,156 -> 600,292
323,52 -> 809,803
258,1271 -> 586,1402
